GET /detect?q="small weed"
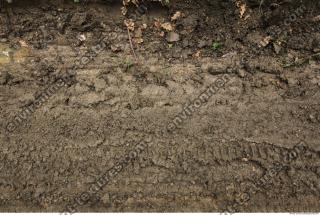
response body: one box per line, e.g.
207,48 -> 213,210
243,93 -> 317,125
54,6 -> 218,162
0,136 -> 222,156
212,42 -> 222,51
124,59 -> 134,71
162,0 -> 170,6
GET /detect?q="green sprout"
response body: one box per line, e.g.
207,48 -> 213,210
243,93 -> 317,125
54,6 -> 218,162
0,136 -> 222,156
212,42 -> 222,51
124,59 -> 134,71
163,0 -> 170,6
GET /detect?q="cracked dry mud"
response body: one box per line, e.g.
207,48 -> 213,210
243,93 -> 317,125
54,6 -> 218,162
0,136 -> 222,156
0,0 -> 320,212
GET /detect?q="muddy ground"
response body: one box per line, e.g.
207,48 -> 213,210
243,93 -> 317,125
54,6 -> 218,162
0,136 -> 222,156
0,0 -> 320,212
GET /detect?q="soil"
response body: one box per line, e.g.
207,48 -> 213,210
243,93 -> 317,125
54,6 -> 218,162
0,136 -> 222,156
0,0 -> 320,212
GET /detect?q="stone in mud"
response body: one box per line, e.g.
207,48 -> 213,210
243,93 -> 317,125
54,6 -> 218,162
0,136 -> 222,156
198,39 -> 210,48
273,43 -> 281,54
201,61 -> 229,75
141,85 -> 169,98
166,32 -> 180,43
94,78 -> 107,91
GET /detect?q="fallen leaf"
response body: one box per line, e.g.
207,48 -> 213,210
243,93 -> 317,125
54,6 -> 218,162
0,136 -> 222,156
19,40 -> 28,47
134,38 -> 144,44
124,19 -> 135,31
159,31 -> 165,37
161,22 -> 173,31
260,36 -> 272,47
240,4 -> 247,18
77,34 -> 86,42
121,7 -> 127,16
236,0 -> 247,19
154,19 -> 161,29
171,11 -> 182,21
313,15 -> 320,22
193,50 -> 201,58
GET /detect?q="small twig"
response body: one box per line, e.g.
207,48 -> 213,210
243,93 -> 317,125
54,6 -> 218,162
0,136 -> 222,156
5,2 -> 12,34
127,26 -> 138,62
259,0 -> 265,14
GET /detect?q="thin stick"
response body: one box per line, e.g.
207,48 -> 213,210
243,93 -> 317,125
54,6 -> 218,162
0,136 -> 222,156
127,27 -> 138,62
5,1 -> 12,34
259,0 -> 265,14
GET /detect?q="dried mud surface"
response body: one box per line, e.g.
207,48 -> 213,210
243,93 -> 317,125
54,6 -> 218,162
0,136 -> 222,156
0,0 -> 320,212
